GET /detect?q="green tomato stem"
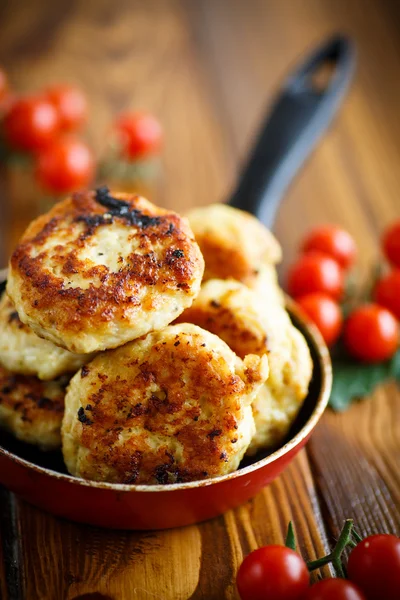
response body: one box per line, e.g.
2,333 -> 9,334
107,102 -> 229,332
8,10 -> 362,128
352,528 -> 363,543
307,519 -> 354,576
285,521 -> 296,551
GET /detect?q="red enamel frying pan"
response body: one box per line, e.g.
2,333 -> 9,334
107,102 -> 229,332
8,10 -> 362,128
0,35 -> 355,530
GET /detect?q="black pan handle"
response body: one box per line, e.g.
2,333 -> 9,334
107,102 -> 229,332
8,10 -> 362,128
228,35 -> 356,226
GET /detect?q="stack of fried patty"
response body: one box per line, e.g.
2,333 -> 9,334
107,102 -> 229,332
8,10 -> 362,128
0,188 -> 311,484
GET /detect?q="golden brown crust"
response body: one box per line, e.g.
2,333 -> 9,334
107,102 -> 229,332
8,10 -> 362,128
0,292 -> 93,380
195,235 -> 258,282
176,279 -> 312,455
175,283 -> 269,358
187,203 -> 281,285
62,324 -> 268,484
8,188 -> 204,353
0,366 -> 65,450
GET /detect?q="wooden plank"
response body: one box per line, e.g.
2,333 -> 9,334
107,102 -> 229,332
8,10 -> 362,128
0,489 -> 23,600
308,384 -> 400,538
15,451 -> 329,600
0,503 -> 7,600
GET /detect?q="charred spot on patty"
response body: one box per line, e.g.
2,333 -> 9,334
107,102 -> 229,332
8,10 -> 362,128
172,249 -> 184,258
94,186 -> 162,229
77,406 -> 93,425
208,429 -> 222,440
75,213 -> 111,232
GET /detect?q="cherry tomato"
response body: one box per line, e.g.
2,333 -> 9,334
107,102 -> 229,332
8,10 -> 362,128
383,221 -> 400,268
3,95 -> 59,152
302,225 -> 357,270
303,579 -> 366,600
348,534 -> 400,600
46,84 -> 88,131
114,111 -> 163,159
236,545 -> 309,600
35,137 -> 94,194
296,293 -> 343,346
344,304 -> 399,363
287,252 -> 344,301
375,270 -> 400,320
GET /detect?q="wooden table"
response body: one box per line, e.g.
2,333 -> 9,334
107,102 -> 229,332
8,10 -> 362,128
0,1 -> 399,598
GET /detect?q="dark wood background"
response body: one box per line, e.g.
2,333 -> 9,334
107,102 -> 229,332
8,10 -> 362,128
0,1 -> 399,598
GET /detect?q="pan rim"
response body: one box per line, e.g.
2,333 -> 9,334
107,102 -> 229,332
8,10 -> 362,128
0,292 -> 332,493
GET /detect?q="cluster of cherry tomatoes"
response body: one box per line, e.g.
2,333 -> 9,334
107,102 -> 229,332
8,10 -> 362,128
236,532 -> 400,600
287,223 -> 400,363
0,67 -> 163,195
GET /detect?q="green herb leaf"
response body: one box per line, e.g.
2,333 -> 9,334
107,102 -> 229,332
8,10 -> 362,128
285,521 -> 296,551
329,348 -> 400,411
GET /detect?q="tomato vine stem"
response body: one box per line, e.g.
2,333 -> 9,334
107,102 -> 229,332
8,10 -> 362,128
306,519 -> 354,578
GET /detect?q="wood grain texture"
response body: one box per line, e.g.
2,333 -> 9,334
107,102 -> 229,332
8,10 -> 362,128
0,519 -> 6,600
308,383 -> 400,537
1,452 -> 329,600
0,0 -> 399,598
0,490 -> 23,600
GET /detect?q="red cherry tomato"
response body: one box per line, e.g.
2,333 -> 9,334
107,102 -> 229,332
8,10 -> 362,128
35,137 -> 94,194
348,534 -> 400,600
302,225 -> 357,270
46,84 -> 88,131
383,221 -> 400,268
303,578 -> 366,600
374,270 -> 400,320
236,545 -> 309,600
3,95 -> 59,152
114,111 -> 163,159
287,252 -> 344,301
296,293 -> 343,346
344,304 -> 399,363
